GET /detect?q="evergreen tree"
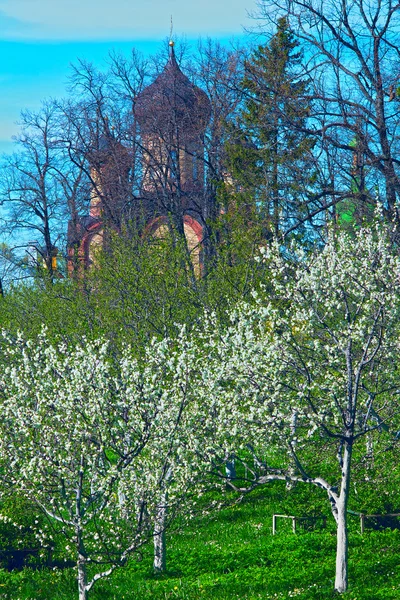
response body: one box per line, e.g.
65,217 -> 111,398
226,17 -> 316,238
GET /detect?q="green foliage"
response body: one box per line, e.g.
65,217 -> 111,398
88,230 -> 201,348
0,233 -> 196,349
0,280 -> 92,343
204,189 -> 269,316
0,496 -> 51,571
0,223 -> 269,355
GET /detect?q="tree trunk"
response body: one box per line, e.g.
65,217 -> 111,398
77,553 -> 88,600
286,410 -> 298,489
153,495 -> 167,573
76,464 -> 88,600
272,125 -> 279,236
225,453 -> 236,480
334,440 -> 352,593
335,497 -> 348,593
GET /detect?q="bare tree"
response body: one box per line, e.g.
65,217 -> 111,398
0,101 -> 88,281
255,0 -> 400,226
0,40 -> 248,282
192,39 -> 246,265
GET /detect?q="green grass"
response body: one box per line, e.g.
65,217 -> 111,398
0,484 -> 400,599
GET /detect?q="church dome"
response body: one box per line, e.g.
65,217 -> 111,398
86,123 -> 130,168
134,42 -> 211,139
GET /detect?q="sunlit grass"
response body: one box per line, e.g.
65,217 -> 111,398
0,483 -> 399,599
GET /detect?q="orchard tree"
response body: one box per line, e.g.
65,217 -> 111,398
197,218 -> 400,593
0,331 -> 205,600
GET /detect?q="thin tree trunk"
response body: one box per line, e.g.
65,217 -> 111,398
153,493 -> 167,573
366,434 -> 374,467
334,440 -> 352,593
225,452 -> 236,481
272,125 -> 279,236
287,409 -> 298,489
76,456 -> 88,600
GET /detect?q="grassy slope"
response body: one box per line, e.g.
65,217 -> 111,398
0,484 -> 399,600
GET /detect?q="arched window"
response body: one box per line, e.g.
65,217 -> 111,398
88,231 -> 104,265
149,216 -> 204,277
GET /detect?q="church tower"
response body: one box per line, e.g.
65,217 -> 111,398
134,41 -> 211,269
68,42 -> 211,274
67,124 -> 131,273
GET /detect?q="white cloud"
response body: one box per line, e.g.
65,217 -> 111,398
0,0 -> 256,40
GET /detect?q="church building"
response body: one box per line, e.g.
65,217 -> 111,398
68,41 -> 211,274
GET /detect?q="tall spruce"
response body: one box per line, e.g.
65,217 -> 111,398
226,17 -> 316,238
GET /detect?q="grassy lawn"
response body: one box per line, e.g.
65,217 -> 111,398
0,484 -> 399,599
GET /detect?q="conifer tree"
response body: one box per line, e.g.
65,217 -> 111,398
226,17 -> 316,237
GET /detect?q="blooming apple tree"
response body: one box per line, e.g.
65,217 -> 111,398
196,221 -> 400,593
0,330 -> 204,600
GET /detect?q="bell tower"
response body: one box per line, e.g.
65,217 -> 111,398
134,41 -> 211,216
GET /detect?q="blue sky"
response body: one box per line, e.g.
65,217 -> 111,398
0,0 -> 256,153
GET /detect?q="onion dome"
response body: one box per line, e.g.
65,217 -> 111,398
134,42 -> 211,138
